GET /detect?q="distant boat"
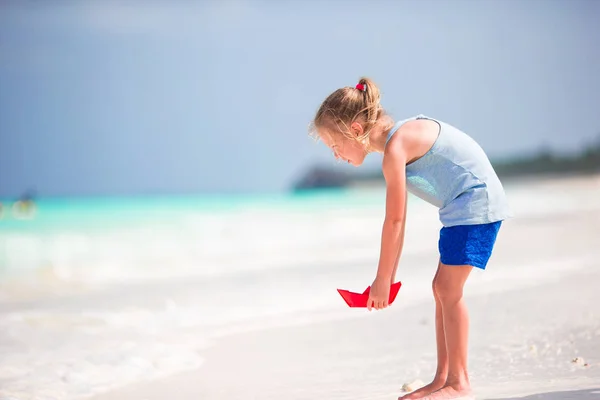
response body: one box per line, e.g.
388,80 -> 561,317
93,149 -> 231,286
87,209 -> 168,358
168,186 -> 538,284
11,190 -> 37,220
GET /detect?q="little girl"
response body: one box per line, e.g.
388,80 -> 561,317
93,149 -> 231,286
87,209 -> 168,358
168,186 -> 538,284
308,77 -> 511,400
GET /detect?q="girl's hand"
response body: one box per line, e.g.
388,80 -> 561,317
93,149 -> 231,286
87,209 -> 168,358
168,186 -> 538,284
367,277 -> 391,311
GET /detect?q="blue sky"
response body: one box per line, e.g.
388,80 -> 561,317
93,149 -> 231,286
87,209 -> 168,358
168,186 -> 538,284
1,0 -> 599,197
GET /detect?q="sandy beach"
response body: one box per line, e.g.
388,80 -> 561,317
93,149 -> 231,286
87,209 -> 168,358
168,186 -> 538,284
93,270 -> 600,400
86,175 -> 600,400
1,175 -> 599,400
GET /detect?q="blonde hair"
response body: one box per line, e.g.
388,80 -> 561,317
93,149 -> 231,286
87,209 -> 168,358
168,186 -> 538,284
309,77 -> 385,147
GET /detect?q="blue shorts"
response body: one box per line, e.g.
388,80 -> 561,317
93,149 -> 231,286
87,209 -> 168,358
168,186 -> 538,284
438,221 -> 502,270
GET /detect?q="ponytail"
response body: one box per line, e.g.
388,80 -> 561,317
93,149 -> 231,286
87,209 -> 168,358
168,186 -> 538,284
310,76 -> 384,144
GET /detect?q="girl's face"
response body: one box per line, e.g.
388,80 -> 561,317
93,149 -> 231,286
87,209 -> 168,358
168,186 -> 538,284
319,129 -> 368,167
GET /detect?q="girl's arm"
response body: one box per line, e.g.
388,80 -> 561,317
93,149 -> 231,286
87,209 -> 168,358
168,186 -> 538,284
389,191 -> 408,283
374,140 -> 408,282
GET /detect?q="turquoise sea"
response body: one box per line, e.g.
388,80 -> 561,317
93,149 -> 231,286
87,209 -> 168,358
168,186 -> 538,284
0,189 -> 389,279
0,188 -> 381,232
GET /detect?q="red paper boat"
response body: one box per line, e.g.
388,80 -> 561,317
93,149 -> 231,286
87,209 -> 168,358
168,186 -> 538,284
337,281 -> 402,308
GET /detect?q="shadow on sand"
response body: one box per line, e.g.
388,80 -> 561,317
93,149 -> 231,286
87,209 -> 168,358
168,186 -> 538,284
487,388 -> 600,400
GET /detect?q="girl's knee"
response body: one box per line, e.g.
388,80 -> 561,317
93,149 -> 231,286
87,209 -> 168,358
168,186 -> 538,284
433,263 -> 472,304
431,276 -> 438,297
433,274 -> 464,304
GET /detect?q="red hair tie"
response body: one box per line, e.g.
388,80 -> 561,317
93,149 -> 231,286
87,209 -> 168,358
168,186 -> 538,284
355,83 -> 365,91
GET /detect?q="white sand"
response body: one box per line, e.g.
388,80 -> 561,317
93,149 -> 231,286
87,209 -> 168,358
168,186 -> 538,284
88,175 -> 600,400
88,271 -> 600,400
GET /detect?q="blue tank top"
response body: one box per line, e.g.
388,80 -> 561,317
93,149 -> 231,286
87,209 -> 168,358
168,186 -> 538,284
386,115 -> 512,227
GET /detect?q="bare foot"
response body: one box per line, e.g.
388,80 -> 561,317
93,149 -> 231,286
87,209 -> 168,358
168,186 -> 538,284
420,383 -> 472,400
398,379 -> 446,400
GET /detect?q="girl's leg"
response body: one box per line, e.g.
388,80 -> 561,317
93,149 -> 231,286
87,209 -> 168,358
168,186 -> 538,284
399,263 -> 448,400
431,265 -> 450,382
422,262 -> 474,400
